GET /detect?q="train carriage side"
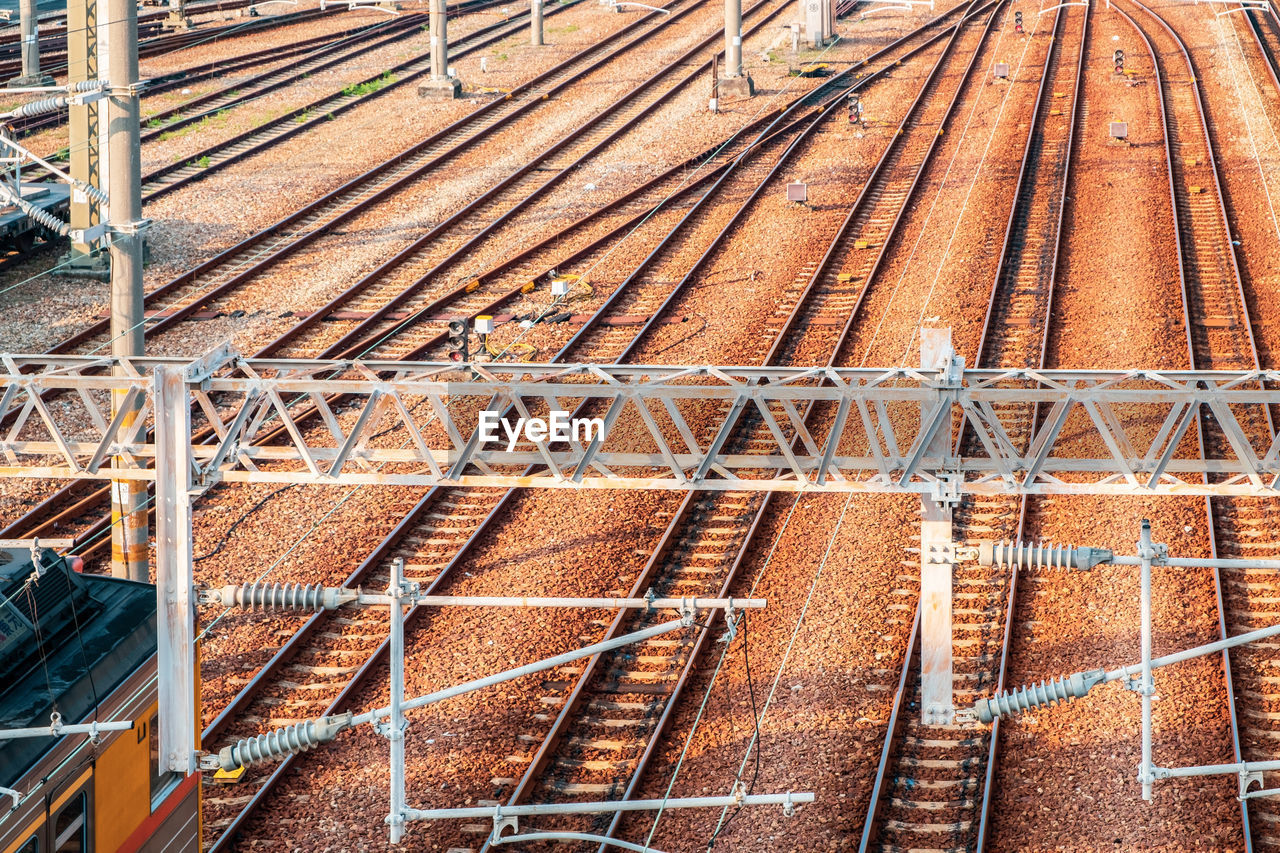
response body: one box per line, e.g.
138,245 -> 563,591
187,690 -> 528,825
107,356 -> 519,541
0,547 -> 199,853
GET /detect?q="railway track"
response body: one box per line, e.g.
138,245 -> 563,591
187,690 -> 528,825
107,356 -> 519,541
1244,3 -> 1280,93
132,0 -> 588,201
41,0 -> 707,360
196,57 -> 869,851
466,3 -> 1008,847
259,0 -> 799,361
857,2 -> 1088,851
188,4 -> 1007,846
1117,0 -> 1270,846
0,3 -> 344,80
12,7 -> 456,137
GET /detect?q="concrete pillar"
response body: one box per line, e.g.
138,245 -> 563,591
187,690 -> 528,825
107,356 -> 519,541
419,0 -> 461,98
9,0 -> 52,86
919,327 -> 955,726
717,0 -> 754,97
107,0 -> 148,582
531,0 -> 543,45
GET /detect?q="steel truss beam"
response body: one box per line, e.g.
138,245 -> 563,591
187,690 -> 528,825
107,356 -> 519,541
6,351 -> 1280,495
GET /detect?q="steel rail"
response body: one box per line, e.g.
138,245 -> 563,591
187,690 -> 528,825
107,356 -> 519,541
197,54 -> 856,853
0,0 -> 299,46
1243,2 -> 1280,95
43,0 -> 698,358
969,2 -> 1085,847
195,7 -> 994,847
482,2 -> 1003,848
257,0 -> 798,360
131,0 -> 593,201
855,0 -> 1085,847
0,4 -> 345,80
1116,0 -> 1261,846
12,5 -> 469,137
135,13 -> 434,141
848,6 -> 1063,851
0,0 -> 973,563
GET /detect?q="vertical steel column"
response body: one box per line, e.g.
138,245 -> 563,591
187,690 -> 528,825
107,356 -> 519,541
67,0 -> 105,272
1138,519 -> 1155,800
388,556 -> 407,843
107,0 -> 146,581
820,0 -> 831,46
531,0 -> 544,45
920,327 -> 955,726
154,366 -> 197,774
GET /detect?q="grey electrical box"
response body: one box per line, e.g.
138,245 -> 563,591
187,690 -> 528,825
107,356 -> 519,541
787,182 -> 808,203
804,0 -> 823,46
993,62 -> 1010,79
1110,121 -> 1128,139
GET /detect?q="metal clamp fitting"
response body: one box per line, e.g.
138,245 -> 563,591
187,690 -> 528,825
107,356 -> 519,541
679,598 -> 697,627
109,217 -> 153,237
490,805 -> 518,843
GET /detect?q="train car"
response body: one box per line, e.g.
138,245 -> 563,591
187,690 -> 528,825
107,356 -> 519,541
0,546 -> 200,853
0,183 -> 69,254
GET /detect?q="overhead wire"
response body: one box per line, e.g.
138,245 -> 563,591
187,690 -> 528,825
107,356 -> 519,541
903,0 -> 1043,365
1215,1 -> 1280,251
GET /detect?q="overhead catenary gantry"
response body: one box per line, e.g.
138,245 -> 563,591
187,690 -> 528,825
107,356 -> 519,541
12,344 -> 1280,756
7,349 -> 1280,496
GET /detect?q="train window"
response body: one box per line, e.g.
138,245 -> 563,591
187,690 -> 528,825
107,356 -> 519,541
16,835 -> 38,853
148,712 -> 179,808
52,791 -> 86,853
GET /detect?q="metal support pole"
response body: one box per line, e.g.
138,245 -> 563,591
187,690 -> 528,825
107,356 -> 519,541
531,0 -> 543,45
821,0 -> 832,44
419,0 -> 461,97
14,0 -> 50,86
154,366 -> 196,774
432,0 -> 447,78
1138,519 -> 1155,801
108,0 -> 146,582
725,0 -> 742,76
920,328 -> 955,726
388,556 -> 406,844
718,0 -> 753,96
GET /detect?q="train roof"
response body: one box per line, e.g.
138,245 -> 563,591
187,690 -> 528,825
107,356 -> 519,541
0,549 -> 156,788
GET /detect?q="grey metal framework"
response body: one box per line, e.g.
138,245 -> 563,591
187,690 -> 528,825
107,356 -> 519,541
4,349 -> 1280,496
